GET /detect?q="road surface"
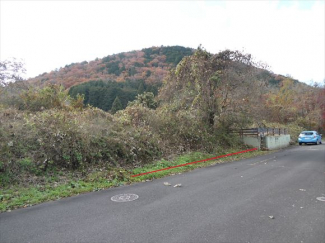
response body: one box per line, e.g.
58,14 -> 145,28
1,144 -> 324,243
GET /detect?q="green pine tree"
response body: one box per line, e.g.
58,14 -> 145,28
137,82 -> 145,94
111,96 -> 123,114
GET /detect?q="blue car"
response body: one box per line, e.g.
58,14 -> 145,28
298,131 -> 322,145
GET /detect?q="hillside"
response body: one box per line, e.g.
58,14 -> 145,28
1,47 -> 324,212
27,45 -> 310,113
27,44 -> 307,92
27,46 -> 194,88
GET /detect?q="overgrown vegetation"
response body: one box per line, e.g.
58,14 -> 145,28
0,47 -> 324,212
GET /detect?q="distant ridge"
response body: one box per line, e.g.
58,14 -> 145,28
27,45 -> 306,90
27,46 -> 194,88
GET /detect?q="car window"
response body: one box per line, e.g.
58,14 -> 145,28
302,132 -> 313,135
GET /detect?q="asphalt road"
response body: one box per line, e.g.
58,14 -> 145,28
1,144 -> 324,243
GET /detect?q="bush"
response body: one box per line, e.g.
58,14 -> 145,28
118,104 -> 221,155
0,106 -> 163,186
128,92 -> 157,109
20,84 -> 72,111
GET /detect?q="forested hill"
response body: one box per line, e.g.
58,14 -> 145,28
27,46 -> 194,88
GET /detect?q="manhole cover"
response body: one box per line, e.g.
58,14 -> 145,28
316,197 -> 325,202
111,194 -> 139,202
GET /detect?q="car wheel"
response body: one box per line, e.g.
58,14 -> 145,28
299,143 -> 302,146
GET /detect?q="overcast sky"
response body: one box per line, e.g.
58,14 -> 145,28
1,0 -> 324,84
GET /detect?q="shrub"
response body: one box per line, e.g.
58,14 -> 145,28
20,84 -> 72,111
0,106 -> 163,186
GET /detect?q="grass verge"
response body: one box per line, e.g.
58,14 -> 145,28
0,148 -> 273,212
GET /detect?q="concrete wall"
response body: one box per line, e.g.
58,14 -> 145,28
243,134 -> 290,150
264,135 -> 290,150
243,136 -> 261,149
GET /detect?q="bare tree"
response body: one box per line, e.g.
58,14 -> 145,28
0,58 -> 26,86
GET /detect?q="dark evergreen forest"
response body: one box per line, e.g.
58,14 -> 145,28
68,79 -> 161,111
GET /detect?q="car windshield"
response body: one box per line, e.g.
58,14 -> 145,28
302,132 -> 314,135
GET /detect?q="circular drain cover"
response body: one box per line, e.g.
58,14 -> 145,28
316,197 -> 325,202
111,194 -> 139,202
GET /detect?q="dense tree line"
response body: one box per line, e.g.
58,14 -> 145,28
68,79 -> 160,112
142,46 -> 194,65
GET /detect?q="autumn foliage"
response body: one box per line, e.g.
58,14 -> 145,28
0,47 -> 324,187
27,46 -> 194,88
